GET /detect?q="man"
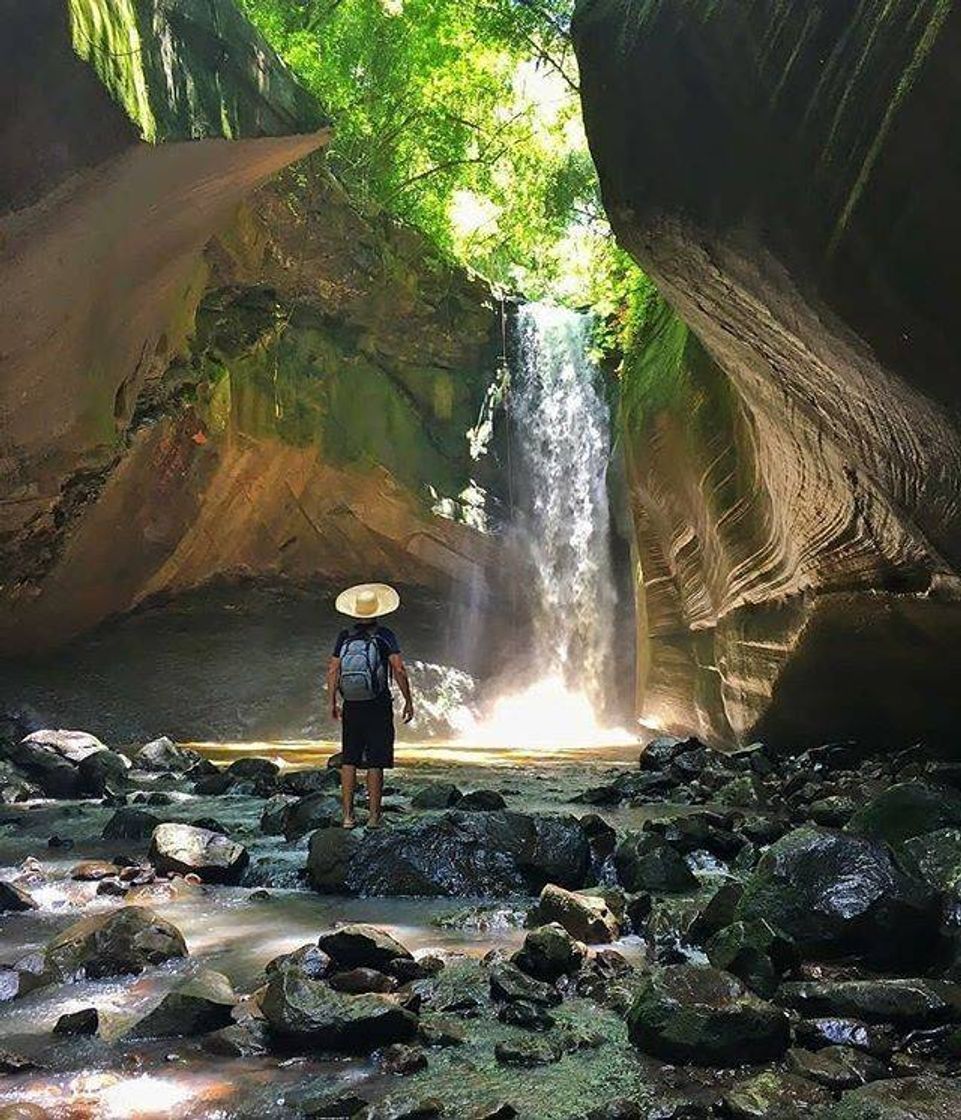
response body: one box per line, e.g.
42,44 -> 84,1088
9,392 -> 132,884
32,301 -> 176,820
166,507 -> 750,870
326,582 -> 414,829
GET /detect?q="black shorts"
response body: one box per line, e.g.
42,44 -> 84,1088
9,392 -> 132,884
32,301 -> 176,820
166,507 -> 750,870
341,696 -> 395,768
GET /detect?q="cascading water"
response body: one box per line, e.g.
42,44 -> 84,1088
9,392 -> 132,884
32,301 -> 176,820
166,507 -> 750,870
462,303 -> 635,747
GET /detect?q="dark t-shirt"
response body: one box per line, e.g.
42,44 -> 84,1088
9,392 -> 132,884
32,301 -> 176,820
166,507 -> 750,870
332,623 -> 401,703
332,623 -> 401,658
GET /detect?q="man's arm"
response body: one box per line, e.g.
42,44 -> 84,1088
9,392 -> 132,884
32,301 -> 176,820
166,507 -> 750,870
389,653 -> 414,723
326,656 -> 341,720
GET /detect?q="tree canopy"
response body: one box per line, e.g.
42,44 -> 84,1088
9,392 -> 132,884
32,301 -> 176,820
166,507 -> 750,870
238,0 -> 638,314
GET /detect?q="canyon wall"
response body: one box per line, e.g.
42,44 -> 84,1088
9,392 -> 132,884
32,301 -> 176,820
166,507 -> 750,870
574,0 -> 961,747
0,1 -> 503,657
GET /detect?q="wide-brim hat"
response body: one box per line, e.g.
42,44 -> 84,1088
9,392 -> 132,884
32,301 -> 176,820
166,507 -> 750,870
335,582 -> 400,619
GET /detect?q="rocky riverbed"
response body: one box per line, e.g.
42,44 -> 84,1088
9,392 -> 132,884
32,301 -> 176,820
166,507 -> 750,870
2,726 -> 961,1119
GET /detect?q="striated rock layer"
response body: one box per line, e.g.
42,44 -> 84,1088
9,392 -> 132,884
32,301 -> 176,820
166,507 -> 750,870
574,0 -> 961,746
0,2 -> 503,655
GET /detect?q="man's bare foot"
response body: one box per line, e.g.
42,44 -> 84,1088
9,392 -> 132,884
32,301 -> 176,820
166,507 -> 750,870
342,815 -> 357,830
366,815 -> 383,830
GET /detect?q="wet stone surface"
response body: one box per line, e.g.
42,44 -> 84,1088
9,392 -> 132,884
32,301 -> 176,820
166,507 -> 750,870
1,733 -> 961,1117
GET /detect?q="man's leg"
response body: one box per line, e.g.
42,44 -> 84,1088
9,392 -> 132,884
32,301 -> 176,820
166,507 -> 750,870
366,767 -> 383,826
341,764 -> 358,826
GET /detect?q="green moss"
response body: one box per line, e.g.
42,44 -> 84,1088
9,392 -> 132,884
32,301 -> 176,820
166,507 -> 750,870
69,0 -> 326,144
68,0 -> 156,141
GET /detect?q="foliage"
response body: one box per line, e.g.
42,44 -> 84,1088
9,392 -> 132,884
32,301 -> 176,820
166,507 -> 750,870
238,0 -> 642,319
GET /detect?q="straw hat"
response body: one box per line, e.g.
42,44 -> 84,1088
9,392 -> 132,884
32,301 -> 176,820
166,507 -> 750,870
335,582 -> 400,619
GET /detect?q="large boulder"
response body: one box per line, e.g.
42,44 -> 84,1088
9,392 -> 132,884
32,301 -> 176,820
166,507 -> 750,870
512,923 -> 586,981
720,1070 -> 832,1120
283,793 -> 342,841
260,970 -> 417,1050
526,883 -> 620,943
135,737 -> 210,774
847,783 -> 961,847
307,827 -> 362,893
2,730 -> 107,797
77,749 -> 130,796
41,906 -> 187,983
626,965 -> 790,1065
307,811 -> 590,897
317,925 -> 413,971
736,827 -> 940,968
777,979 -> 961,1027
129,970 -> 235,1037
824,1076 -> 961,1120
614,832 -> 698,894
149,823 -> 249,884
0,882 -> 38,913
102,807 -> 161,840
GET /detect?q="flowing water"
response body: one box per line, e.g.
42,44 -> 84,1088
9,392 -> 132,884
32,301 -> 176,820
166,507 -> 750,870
461,304 -> 633,748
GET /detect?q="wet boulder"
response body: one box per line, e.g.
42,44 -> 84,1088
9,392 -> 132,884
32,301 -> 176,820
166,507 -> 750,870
226,757 -> 279,783
329,968 -> 397,995
283,793 -> 342,841
261,970 -> 418,1050
379,1042 -> 428,1075
847,783 -> 961,847
458,789 -> 507,811
149,822 -> 249,884
411,782 -> 463,810
41,906 -> 187,983
785,1045 -> 888,1091
719,1070 -> 832,1119
794,1017 -> 894,1057
777,979 -> 961,1027
135,737 -> 211,775
527,882 -> 620,943
615,832 -> 698,894
626,965 -> 791,1065
0,882 -> 38,913
3,729 -> 108,798
261,794 -> 298,835
318,924 -> 413,971
902,828 -> 961,892
313,811 -> 591,897
102,807 -> 161,841
705,919 -> 798,998
823,1075 -> 961,1119
489,961 -> 561,1007
512,923 -> 586,980
307,828 -> 362,893
735,826 -> 940,968
130,970 -> 236,1037
280,768 -> 340,797
639,736 -> 703,771
265,943 -> 333,982
53,1007 -> 99,1036
193,772 -> 237,796
77,749 -> 130,796
0,761 -> 41,803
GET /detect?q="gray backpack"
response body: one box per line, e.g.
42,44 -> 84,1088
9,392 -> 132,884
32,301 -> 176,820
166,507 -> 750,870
339,631 -> 387,701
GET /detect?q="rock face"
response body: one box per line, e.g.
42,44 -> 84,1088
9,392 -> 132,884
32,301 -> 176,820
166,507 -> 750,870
0,0 -> 328,651
307,812 -> 591,897
0,9 -> 503,662
573,0 -> 961,746
736,827 -> 940,968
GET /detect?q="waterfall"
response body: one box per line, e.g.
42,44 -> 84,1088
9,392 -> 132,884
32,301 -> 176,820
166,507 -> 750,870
460,302 -> 633,748
510,303 -> 618,692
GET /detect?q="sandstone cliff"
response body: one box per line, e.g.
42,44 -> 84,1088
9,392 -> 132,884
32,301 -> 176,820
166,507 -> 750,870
0,2 -> 502,655
574,0 -> 961,746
